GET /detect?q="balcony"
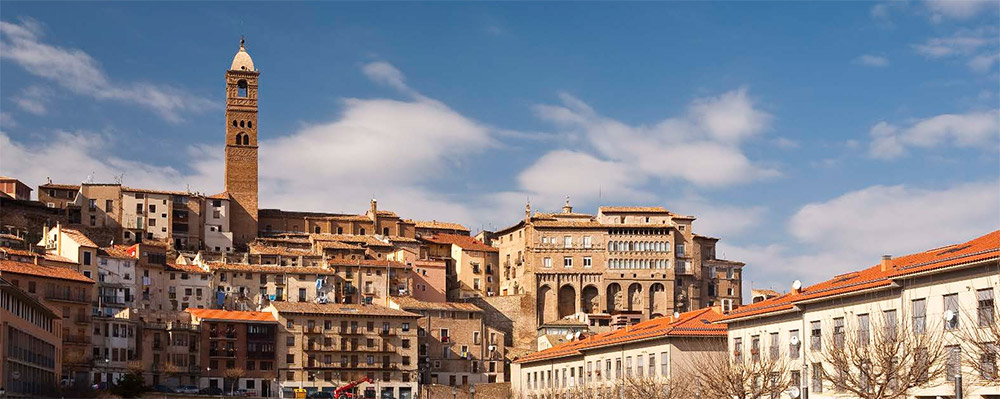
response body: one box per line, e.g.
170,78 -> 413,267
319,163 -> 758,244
340,327 -> 362,335
208,348 -> 237,358
209,329 -> 237,339
74,314 -> 92,324
45,291 -> 89,303
304,326 -> 321,334
64,334 -> 91,344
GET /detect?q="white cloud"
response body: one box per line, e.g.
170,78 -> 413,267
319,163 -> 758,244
362,61 -> 417,97
868,110 -> 1000,159
913,35 -> 990,58
772,137 -> 799,149
671,200 -> 767,239
12,85 -> 51,115
526,88 -> 777,198
924,0 -> 996,21
0,113 -> 16,128
853,54 -> 890,67
968,52 -> 1000,72
726,180 -> 1000,290
0,18 -> 214,122
513,150 -> 650,206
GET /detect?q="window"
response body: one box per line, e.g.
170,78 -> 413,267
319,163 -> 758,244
733,337 -> 743,362
83,251 -> 92,265
857,314 -> 870,347
563,236 -> 572,248
789,330 -> 800,359
944,293 -> 960,330
980,343 -> 998,380
978,288 -> 995,327
237,80 -> 248,97
660,352 -> 668,376
810,320 -> 822,350
583,236 -> 592,248
636,355 -> 644,377
769,332 -> 779,359
883,309 -> 897,338
751,335 -> 760,362
812,362 -> 823,392
583,257 -> 592,268
105,199 -> 113,212
912,298 -> 926,334
833,317 -> 845,348
543,257 -> 552,268
563,257 -> 573,268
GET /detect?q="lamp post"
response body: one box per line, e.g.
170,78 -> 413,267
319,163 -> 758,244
451,386 -> 457,399
469,384 -> 476,399
955,346 -> 963,399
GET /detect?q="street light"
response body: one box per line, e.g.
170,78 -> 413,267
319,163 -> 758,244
451,386 -> 457,399
469,384 -> 476,399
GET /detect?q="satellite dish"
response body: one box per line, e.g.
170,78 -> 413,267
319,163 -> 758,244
792,280 -> 802,291
574,331 -> 582,339
788,386 -> 801,398
565,333 -> 575,341
944,310 -> 956,322
790,335 -> 800,346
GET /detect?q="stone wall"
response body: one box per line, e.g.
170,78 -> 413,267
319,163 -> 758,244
467,294 -> 537,353
420,383 -> 510,399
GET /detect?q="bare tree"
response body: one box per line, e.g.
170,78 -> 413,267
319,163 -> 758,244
955,298 -> 999,391
684,350 -> 793,399
816,311 -> 949,399
514,376 -> 695,399
223,367 -> 246,395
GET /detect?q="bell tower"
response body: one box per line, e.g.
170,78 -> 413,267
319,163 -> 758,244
224,37 -> 259,246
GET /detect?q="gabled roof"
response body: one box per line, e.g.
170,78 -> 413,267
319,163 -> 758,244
719,230 -> 1000,323
209,263 -> 338,275
516,308 -> 726,364
187,308 -> 276,323
99,245 -> 135,260
61,228 -> 98,248
420,234 -> 497,253
208,192 -> 230,200
39,183 -> 80,190
412,220 -> 470,232
167,263 -> 209,274
248,244 -> 320,257
0,259 -> 95,283
598,206 -> 670,214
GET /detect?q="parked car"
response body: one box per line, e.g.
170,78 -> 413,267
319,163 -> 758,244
151,385 -> 175,393
226,389 -> 253,396
309,392 -> 334,399
176,385 -> 200,394
199,386 -> 224,395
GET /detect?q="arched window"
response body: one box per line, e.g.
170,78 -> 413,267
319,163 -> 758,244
242,134 -> 250,145
337,227 -> 343,234
359,228 -> 366,235
314,226 -> 321,234
248,121 -> 253,128
235,133 -> 244,145
232,120 -> 238,128
237,80 -> 248,98
240,120 -> 245,128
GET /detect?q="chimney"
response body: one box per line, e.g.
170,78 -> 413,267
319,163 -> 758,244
881,254 -> 892,272
524,201 -> 531,223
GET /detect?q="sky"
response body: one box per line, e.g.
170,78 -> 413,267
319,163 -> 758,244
1,1 -> 998,296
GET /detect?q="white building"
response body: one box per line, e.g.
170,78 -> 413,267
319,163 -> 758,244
204,193 -> 234,253
718,230 -> 1000,399
511,307 -> 727,396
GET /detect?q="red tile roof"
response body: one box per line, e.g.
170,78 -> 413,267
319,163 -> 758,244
598,206 -> 670,214
99,245 -> 135,260
61,228 -> 98,247
270,302 -> 419,317
0,259 -> 95,283
167,263 -> 209,274
208,192 -> 230,200
412,220 -> 470,232
719,230 -> 1000,323
516,308 -> 727,363
390,297 -> 482,312
186,308 -> 277,323
208,263 -> 338,275
420,234 -> 497,253
39,183 -> 80,190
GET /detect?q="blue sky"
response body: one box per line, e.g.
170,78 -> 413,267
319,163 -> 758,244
2,2 -> 998,294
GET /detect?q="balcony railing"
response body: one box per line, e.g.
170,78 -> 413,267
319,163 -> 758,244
208,348 -> 237,358
65,334 -> 91,344
45,291 -> 89,303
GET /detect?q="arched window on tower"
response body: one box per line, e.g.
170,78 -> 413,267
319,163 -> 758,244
235,133 -> 244,145
242,134 -> 250,145
248,121 -> 253,128
237,80 -> 248,98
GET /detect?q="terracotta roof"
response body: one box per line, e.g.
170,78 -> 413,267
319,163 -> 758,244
208,192 -> 230,200
261,209 -> 371,222
374,210 -> 399,218
99,245 -> 135,260
0,259 -> 95,283
420,234 -> 497,252
316,241 -> 364,251
249,244 -> 319,257
43,253 -> 76,264
309,234 -> 392,247
187,308 -> 277,323
257,237 -> 311,245
39,183 -> 80,190
720,230 -> 1000,323
0,233 -> 25,241
326,259 -> 410,269
516,308 -> 727,363
209,263 -> 338,275
413,220 -> 470,232
1,247 -> 38,257
599,206 -> 670,214
386,236 -> 419,243
269,302 -> 420,318
390,297 -> 482,312
61,228 -> 98,248
167,263 -> 208,274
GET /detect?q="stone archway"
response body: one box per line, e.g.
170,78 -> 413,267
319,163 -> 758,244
649,283 -> 666,318
558,285 -> 577,319
581,285 -> 600,314
627,283 -> 643,312
537,285 -> 555,324
607,283 -> 623,313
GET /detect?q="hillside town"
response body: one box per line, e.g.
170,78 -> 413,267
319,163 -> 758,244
0,39 -> 997,399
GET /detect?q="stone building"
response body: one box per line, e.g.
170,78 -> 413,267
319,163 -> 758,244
133,309 -> 201,387
718,230 -> 1000,399
0,277 -> 63,397
92,245 -> 140,386
0,195 -> 64,248
419,233 -> 499,299
224,39 -> 261,248
494,202 -> 743,343
388,297 -> 506,386
264,302 -> 420,399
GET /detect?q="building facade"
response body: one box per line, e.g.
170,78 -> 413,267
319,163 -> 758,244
494,202 -> 743,342
189,308 -> 278,396
0,277 -> 62,397
718,230 -> 1000,398
388,297 -> 506,386
265,302 -> 420,399
511,308 -> 727,397
225,39 -> 261,247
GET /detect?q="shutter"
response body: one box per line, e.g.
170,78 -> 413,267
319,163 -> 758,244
978,289 -> 994,301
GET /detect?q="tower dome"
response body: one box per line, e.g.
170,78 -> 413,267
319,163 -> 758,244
230,37 -> 255,71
